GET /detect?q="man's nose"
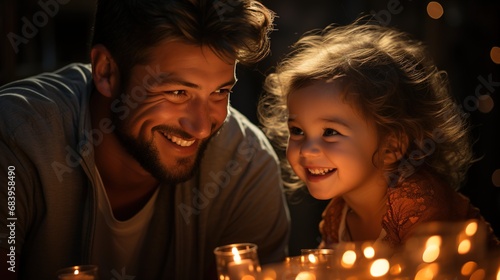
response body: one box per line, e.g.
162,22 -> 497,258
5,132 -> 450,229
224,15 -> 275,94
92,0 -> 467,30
179,99 -> 212,139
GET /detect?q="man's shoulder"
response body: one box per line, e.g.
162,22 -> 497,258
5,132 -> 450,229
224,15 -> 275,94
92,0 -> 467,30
0,63 -> 92,135
0,63 -> 92,106
199,107 -> 278,176
223,108 -> 272,144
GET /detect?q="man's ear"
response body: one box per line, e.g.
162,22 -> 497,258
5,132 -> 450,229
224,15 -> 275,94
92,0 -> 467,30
90,44 -> 120,98
382,132 -> 408,165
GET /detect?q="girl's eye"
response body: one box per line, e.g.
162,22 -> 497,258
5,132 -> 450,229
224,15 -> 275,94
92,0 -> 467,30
324,128 -> 339,137
289,126 -> 304,136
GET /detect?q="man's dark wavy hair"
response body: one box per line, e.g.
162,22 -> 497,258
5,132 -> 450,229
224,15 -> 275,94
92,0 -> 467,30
90,0 -> 274,83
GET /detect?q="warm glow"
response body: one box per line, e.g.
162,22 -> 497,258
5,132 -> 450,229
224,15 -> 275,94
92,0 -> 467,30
341,250 -> 357,268
422,236 -> 441,262
363,246 -> 375,259
458,239 -> 472,254
461,261 -> 478,276
496,267 -> 500,280
232,247 -> 242,264
307,253 -> 317,264
74,269 -> 79,275
491,46 -> 500,64
370,259 -> 390,277
241,276 -> 256,280
295,271 -> 316,280
427,1 -> 444,19
415,264 -> 439,280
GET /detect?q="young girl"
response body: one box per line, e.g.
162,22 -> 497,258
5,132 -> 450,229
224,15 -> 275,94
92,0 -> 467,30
258,22 -> 500,249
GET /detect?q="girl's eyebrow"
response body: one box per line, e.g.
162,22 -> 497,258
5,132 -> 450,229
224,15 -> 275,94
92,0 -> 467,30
321,117 -> 351,128
288,115 -> 351,129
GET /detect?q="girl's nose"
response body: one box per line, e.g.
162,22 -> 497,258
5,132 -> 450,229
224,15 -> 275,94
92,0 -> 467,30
300,138 -> 322,157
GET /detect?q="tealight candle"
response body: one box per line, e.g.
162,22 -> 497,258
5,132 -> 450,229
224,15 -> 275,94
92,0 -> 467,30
227,247 -> 256,279
214,243 -> 261,280
56,265 -> 98,280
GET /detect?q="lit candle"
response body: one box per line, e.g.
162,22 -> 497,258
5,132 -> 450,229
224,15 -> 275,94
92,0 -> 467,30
58,269 -> 95,280
227,247 -> 256,279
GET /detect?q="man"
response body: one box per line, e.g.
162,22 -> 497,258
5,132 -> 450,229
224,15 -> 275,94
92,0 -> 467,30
0,0 -> 290,279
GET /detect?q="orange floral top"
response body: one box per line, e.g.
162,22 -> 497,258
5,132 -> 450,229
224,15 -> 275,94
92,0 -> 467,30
319,169 -> 500,249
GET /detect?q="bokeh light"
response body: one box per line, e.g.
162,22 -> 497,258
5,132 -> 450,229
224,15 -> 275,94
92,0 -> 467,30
341,250 -> 357,268
422,236 -> 441,263
478,94 -> 494,113
457,239 -> 471,255
465,221 -> 478,236
363,246 -> 375,259
370,259 -> 390,277
492,169 -> 500,187
427,2 -> 444,19
461,261 -> 477,276
491,46 -> 500,64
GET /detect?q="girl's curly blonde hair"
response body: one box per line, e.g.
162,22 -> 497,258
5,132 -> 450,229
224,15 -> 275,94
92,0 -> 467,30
258,21 -> 473,190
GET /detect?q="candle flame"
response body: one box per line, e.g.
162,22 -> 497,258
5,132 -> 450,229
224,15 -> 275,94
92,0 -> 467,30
307,254 -> 317,264
232,247 -> 242,264
74,269 -> 79,275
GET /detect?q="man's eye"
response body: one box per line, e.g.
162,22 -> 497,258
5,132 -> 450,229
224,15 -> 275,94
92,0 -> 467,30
166,90 -> 186,96
214,88 -> 232,95
289,126 -> 303,136
324,128 -> 339,137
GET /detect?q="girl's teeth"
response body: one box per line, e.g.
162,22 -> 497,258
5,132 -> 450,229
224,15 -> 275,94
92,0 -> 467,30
163,133 -> 195,147
308,168 -> 335,175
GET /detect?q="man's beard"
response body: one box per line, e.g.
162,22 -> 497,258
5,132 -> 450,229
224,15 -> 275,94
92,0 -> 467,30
111,111 -> 214,185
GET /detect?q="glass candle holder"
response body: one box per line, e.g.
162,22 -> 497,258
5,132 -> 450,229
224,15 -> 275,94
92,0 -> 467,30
56,265 -> 98,280
214,243 -> 261,280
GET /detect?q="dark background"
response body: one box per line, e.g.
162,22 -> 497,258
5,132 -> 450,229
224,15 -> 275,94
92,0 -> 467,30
1,0 -> 499,244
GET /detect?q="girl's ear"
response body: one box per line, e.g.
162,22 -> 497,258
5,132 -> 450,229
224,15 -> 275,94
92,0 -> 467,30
382,132 -> 408,165
90,44 -> 120,98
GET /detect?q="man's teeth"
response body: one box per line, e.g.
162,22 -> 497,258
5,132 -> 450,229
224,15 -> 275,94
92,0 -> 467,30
308,168 -> 335,175
164,133 -> 195,147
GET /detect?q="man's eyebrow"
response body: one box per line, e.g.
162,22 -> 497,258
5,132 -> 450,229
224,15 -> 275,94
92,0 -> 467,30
154,74 -> 200,89
151,74 -> 236,90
